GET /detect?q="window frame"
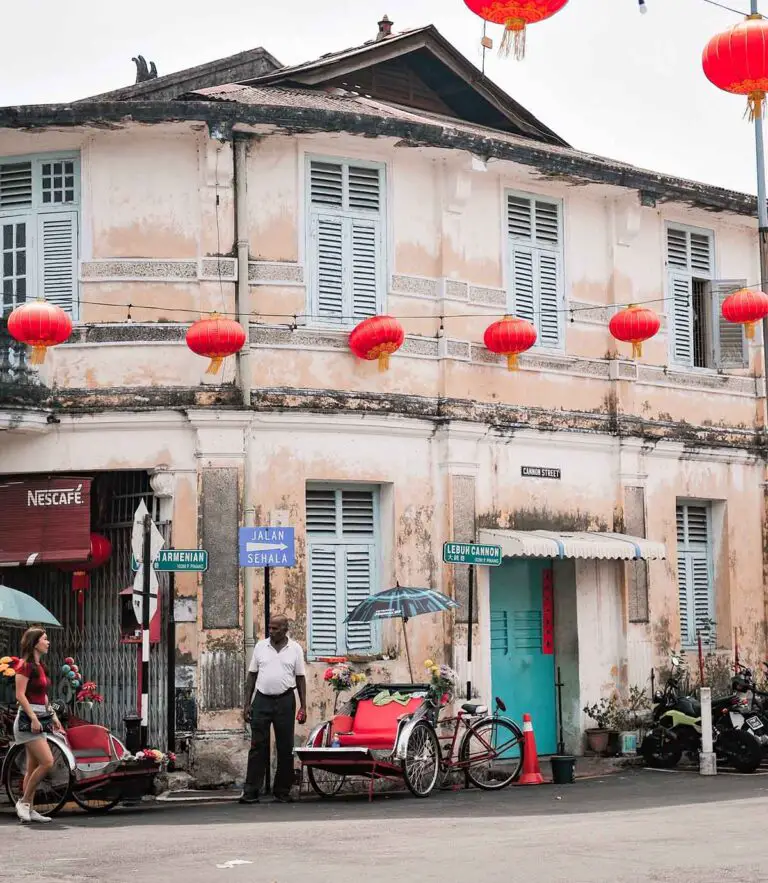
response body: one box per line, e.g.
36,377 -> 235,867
663,221 -> 741,372
305,482 -> 381,659
675,500 -> 715,650
304,154 -> 387,330
504,188 -> 565,352
0,151 -> 80,319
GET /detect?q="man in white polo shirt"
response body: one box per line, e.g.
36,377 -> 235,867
240,613 -> 307,804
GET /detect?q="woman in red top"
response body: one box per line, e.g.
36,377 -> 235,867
14,627 -> 64,823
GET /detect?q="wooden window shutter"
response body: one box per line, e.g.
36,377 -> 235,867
310,215 -> 344,320
344,545 -> 374,651
510,245 -> 536,325
712,280 -> 748,369
537,251 -> 561,347
676,504 -> 714,648
350,218 -> 380,320
0,162 -> 33,211
669,272 -> 694,367
308,545 -> 339,656
37,210 -> 78,313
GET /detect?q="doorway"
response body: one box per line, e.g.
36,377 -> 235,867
490,558 -> 557,754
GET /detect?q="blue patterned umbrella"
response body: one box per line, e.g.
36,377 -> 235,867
346,585 -> 458,624
346,584 -> 458,681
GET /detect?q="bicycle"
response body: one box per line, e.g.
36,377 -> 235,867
434,696 -> 525,789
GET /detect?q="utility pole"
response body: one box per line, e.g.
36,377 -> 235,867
752,0 -> 768,401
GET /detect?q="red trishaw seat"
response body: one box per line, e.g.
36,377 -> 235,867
66,724 -> 114,762
333,697 -> 423,751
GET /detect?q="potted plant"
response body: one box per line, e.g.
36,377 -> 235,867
613,686 -> 651,755
582,697 -> 618,754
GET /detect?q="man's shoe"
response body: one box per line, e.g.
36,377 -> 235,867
272,792 -> 294,803
238,792 -> 260,804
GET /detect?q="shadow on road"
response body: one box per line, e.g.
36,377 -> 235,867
3,768 -> 768,830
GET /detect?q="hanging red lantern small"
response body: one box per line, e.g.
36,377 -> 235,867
609,304 -> 660,359
349,315 -> 405,372
186,315 -> 246,375
463,0 -> 569,59
721,287 -> 768,339
6,299 -> 72,364
703,15 -> 768,119
59,533 -> 113,630
483,315 -> 537,370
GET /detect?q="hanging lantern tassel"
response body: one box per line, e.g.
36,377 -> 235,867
205,356 -> 224,375
507,352 -> 520,371
748,92 -> 765,122
501,19 -> 526,59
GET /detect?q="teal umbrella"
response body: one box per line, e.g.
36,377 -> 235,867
0,585 -> 62,628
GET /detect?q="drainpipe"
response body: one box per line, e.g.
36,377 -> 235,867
233,135 -> 256,671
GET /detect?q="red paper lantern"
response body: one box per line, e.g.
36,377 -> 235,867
349,315 -> 405,372
609,305 -> 660,359
58,533 -> 112,630
186,315 -> 246,375
703,15 -> 768,119
463,0 -> 569,58
6,300 -> 72,364
483,315 -> 537,371
721,287 -> 768,339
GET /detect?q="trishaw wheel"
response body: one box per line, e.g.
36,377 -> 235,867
4,739 -> 73,817
402,722 -> 441,798
459,717 -> 524,790
307,766 -> 346,798
72,791 -> 122,813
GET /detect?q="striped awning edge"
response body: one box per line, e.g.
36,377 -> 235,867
477,529 -> 666,561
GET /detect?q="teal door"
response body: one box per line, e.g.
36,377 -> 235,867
490,559 -> 557,754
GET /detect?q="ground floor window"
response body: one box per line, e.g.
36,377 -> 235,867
676,502 -> 715,649
305,485 -> 379,657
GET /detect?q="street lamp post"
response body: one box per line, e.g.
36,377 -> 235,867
751,0 -> 768,393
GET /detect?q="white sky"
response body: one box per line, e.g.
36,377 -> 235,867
0,0 -> 761,194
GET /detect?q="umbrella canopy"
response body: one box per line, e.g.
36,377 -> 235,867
0,585 -> 62,628
346,585 -> 459,624
346,585 -> 459,683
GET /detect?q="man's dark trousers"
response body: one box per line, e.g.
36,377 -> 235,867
245,690 -> 296,796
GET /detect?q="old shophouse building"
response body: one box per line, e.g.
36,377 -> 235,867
1,18 -> 765,775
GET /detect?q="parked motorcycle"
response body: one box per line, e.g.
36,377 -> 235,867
641,657 -> 763,773
729,669 -> 768,750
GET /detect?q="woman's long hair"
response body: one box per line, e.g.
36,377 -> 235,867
19,627 -> 47,680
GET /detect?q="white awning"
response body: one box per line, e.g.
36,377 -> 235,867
477,529 -> 666,561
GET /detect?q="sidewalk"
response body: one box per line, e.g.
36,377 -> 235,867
157,755 -> 643,803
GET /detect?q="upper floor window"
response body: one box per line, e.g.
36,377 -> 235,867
666,225 -> 746,370
306,485 -> 380,657
306,157 -> 385,327
676,502 -> 715,649
506,192 -> 563,349
0,154 -> 79,317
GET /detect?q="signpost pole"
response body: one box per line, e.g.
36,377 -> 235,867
141,513 -> 151,749
466,565 -> 474,701
264,565 -> 271,794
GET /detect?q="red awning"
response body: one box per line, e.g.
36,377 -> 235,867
0,476 -> 92,566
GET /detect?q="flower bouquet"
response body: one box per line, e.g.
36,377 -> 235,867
424,659 -> 458,705
122,748 -> 177,771
76,681 -> 105,710
323,662 -> 366,713
0,656 -> 19,705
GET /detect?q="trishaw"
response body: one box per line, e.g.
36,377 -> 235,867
0,698 -> 169,816
296,682 -> 526,799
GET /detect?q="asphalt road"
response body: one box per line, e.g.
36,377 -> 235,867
3,770 -> 768,882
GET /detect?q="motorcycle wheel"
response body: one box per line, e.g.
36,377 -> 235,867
640,731 -> 682,769
720,730 -> 762,773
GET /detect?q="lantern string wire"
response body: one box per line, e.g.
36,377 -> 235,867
699,0 -> 754,15
73,281 -> 758,326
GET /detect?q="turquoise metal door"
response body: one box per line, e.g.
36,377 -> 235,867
490,559 -> 557,754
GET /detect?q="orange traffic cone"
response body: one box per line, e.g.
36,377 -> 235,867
516,712 -> 544,786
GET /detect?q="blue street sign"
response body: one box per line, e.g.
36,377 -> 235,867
239,526 -> 296,568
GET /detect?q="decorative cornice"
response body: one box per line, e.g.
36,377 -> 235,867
81,260 -> 198,282
637,364 -> 757,396
391,275 -> 440,299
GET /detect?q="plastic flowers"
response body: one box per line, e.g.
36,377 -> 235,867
0,656 -> 18,678
424,659 -> 458,701
323,662 -> 365,694
76,682 -> 104,705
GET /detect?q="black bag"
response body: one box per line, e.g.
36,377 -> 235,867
17,709 -> 55,734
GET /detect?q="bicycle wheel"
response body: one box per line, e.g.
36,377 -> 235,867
307,766 -> 346,798
459,717 -> 524,790
402,722 -> 441,798
4,739 -> 74,817
72,789 -> 122,813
